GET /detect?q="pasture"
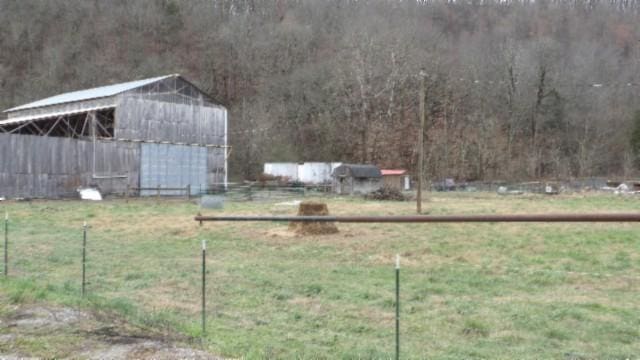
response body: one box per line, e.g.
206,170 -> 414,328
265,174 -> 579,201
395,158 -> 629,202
0,193 -> 639,358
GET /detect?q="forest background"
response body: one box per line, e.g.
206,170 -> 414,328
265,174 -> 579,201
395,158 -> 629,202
2,0 -> 640,181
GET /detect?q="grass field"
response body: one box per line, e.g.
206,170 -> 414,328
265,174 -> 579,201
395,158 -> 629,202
0,192 -> 639,359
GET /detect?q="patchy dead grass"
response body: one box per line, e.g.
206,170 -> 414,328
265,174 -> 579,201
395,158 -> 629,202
1,193 -> 639,358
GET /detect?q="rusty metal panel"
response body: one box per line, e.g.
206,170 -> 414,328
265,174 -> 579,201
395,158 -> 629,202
195,214 -> 640,223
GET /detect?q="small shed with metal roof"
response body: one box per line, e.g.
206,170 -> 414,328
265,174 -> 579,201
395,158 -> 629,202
331,164 -> 383,195
381,169 -> 410,191
0,74 -> 228,198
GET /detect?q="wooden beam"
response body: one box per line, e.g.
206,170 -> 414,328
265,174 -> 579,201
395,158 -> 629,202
29,121 -> 45,135
7,121 -> 33,134
45,116 -> 63,136
94,116 -> 110,137
80,112 -> 90,137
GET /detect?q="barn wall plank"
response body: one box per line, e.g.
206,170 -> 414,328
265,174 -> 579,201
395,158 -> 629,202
0,134 -> 140,198
116,95 -> 226,145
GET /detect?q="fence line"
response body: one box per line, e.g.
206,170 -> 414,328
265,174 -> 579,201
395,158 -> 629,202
1,209 -> 638,358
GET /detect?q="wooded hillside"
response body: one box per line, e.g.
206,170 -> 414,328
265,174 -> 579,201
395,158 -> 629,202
1,0 -> 639,181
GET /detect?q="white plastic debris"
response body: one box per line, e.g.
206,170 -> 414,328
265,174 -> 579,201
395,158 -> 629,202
78,188 -> 102,201
497,186 -> 523,195
275,200 -> 302,206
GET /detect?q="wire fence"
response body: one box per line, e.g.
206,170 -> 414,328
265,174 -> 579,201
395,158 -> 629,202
2,214 -> 202,316
200,183 -> 333,201
4,176 -> 637,203
429,178 -> 612,193
1,209 -> 639,358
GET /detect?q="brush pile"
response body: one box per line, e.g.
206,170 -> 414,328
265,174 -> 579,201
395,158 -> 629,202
365,186 -> 407,201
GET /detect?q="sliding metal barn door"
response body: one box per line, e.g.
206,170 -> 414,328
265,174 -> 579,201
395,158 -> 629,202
140,143 -> 207,196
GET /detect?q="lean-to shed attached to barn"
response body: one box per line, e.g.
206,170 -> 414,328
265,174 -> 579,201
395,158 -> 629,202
0,74 -> 228,198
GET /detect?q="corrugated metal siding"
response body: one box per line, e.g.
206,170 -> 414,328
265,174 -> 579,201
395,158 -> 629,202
4,98 -> 116,121
140,143 -> 207,196
207,147 -> 226,188
5,75 -> 174,113
333,164 -> 382,178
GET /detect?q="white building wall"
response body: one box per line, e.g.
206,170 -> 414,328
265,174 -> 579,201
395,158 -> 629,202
264,162 -> 342,184
298,162 -> 336,183
264,163 -> 299,180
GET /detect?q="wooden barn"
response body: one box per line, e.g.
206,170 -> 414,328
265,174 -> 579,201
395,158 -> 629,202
0,74 -> 228,198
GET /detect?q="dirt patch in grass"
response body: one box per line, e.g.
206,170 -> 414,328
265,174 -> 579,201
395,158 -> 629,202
0,302 -> 219,359
263,227 -> 297,239
288,296 -> 326,315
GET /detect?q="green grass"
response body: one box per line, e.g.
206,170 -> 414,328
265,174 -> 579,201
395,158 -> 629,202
0,193 -> 639,358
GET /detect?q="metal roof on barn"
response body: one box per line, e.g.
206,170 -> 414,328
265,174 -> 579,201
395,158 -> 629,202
332,164 -> 382,178
4,74 -> 176,113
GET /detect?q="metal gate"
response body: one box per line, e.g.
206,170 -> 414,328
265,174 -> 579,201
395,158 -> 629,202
140,143 -> 207,196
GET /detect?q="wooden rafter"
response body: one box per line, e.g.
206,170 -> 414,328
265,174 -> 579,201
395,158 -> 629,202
44,116 -> 63,136
29,121 -> 45,135
7,121 -> 33,134
80,113 -> 90,137
94,117 -> 110,137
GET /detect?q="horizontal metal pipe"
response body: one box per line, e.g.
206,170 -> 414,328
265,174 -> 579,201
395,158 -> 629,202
194,213 -> 640,223
133,187 -> 188,191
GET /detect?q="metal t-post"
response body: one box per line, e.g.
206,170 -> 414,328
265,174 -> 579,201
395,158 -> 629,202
4,212 -> 8,277
202,240 -> 206,336
395,254 -> 400,360
82,222 -> 87,297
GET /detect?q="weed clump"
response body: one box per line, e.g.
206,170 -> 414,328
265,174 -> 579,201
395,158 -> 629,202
462,318 -> 490,337
365,186 -> 408,201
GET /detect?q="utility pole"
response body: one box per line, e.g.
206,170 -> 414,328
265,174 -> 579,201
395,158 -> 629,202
417,69 -> 426,214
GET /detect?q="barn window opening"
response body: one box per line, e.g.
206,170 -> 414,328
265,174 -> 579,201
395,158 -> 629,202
0,108 -> 115,139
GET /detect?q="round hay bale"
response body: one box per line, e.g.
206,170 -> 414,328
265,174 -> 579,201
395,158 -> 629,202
288,201 -> 339,235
